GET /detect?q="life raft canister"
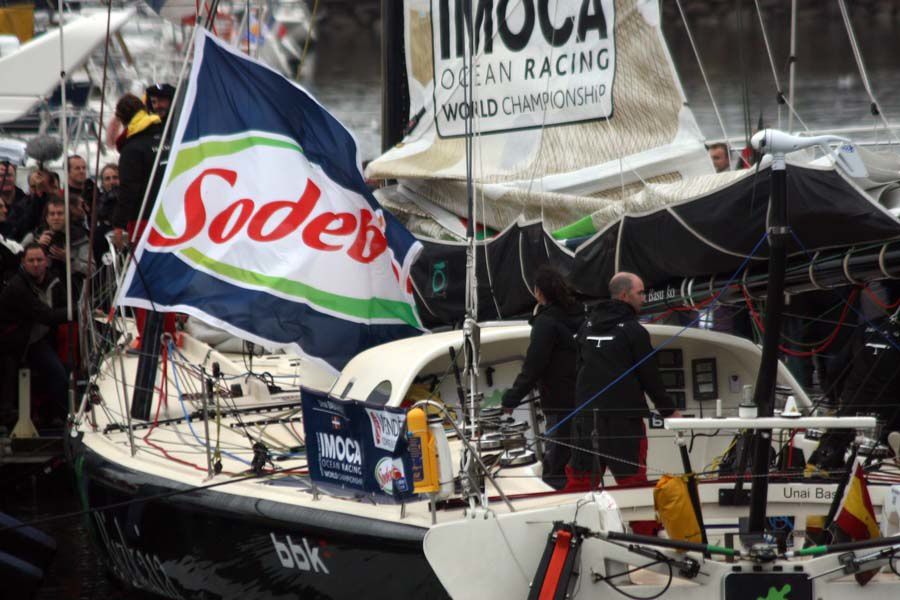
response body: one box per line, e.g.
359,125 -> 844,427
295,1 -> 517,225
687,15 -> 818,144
407,407 -> 440,494
653,474 -> 702,544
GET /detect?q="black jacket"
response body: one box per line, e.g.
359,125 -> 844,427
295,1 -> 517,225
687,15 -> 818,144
830,316 -> 900,423
1,187 -> 28,240
575,300 -> 676,418
69,179 -> 96,208
502,303 -> 583,411
112,122 -> 164,228
0,267 -> 68,358
0,236 -> 20,287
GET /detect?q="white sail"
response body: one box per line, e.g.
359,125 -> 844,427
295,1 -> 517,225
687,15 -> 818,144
0,9 -> 134,125
367,0 -> 713,195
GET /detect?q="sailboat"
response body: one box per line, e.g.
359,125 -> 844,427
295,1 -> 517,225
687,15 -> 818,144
69,1 -> 900,598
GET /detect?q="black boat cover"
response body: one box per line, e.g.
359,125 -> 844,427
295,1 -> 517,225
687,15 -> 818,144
410,164 -> 900,327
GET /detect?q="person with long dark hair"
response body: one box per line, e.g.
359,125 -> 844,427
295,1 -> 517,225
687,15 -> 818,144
502,265 -> 583,489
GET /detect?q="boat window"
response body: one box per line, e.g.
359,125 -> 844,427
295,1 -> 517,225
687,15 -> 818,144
338,379 -> 355,399
365,380 -> 392,405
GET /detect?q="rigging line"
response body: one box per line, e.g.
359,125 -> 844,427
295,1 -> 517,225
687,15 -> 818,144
169,344 -> 252,467
674,0 -> 730,143
735,0 -> 753,150
297,0 -> 319,74
467,46 -> 503,319
475,128 -> 502,320
524,0 -> 567,199
547,229 -> 770,436
83,0 -> 116,378
863,282 -> 900,310
108,3 -> 212,312
167,342 -> 304,458
742,285 -> 858,357
836,0 -> 900,143
791,230 -> 900,354
786,0 -> 797,132
752,0 -> 783,129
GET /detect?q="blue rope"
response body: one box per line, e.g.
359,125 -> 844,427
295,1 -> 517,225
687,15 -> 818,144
546,230 -> 771,436
167,341 -> 252,467
166,341 -> 303,461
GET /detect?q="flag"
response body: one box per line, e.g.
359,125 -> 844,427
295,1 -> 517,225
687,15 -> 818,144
118,29 -> 424,372
833,462 -> 881,585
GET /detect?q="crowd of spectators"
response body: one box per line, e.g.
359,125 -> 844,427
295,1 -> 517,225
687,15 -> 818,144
0,82 -> 175,431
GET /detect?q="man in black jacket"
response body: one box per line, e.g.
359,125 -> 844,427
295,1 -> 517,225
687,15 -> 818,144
502,266 -> 583,489
568,272 -> 681,494
0,244 -> 70,423
67,155 -> 96,213
806,315 -> 900,474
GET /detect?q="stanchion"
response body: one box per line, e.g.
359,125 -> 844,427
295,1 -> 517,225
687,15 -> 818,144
11,369 -> 39,439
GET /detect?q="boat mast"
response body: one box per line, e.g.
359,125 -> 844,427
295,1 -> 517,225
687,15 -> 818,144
745,131 -> 788,535
380,0 -> 408,153
745,129 -> 852,534
461,0 -> 483,503
57,0 -> 74,415
787,0 -> 797,132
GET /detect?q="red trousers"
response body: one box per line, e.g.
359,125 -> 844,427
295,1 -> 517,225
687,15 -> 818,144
563,420 -> 660,536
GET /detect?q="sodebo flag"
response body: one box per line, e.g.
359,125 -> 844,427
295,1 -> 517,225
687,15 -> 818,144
118,29 -> 424,372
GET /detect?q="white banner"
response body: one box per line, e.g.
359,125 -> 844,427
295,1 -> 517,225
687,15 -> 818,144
431,0 -> 616,137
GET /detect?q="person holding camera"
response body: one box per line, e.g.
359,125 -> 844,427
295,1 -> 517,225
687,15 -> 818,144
21,195 -> 92,286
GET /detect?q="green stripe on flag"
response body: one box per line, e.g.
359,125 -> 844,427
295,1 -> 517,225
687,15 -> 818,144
180,247 -> 421,328
169,136 -> 303,180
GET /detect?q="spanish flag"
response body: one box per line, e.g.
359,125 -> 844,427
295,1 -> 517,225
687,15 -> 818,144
833,462 -> 880,584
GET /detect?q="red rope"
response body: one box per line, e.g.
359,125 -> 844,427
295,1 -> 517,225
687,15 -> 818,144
862,284 -> 900,310
142,344 -> 233,475
648,291 -> 721,323
742,286 -> 859,357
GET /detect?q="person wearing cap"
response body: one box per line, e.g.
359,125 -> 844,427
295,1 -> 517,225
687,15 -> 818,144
145,83 -> 176,123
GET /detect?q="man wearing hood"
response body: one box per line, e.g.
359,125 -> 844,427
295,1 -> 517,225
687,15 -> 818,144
502,265 -> 583,489
568,272 -> 681,496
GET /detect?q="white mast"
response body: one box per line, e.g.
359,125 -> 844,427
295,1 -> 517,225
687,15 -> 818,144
57,0 -> 74,414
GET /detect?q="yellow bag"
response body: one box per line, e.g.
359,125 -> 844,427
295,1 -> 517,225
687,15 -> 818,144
654,475 -> 702,544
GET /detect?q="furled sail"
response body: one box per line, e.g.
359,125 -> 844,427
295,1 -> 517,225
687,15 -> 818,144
367,0 -> 712,198
411,155 -> 900,325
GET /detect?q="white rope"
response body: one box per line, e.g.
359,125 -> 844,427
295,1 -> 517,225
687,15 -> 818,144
752,0 -> 784,129
837,0 -> 900,144
674,0 -> 730,144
